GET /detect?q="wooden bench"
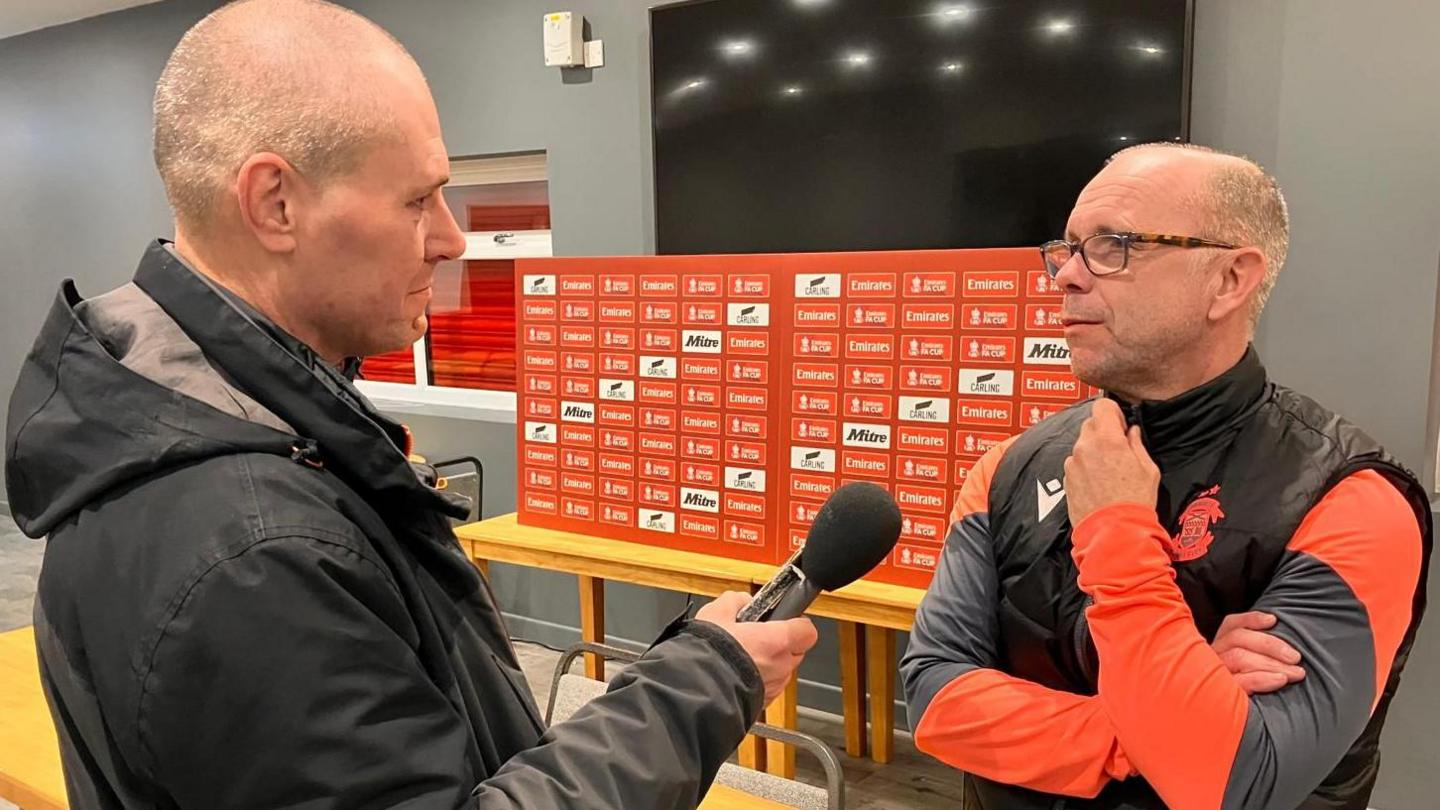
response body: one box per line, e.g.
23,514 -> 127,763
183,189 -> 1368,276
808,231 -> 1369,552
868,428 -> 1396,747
0,626 -> 65,810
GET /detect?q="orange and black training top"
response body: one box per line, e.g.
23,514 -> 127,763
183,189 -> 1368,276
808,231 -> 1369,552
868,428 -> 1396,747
900,348 -> 1431,810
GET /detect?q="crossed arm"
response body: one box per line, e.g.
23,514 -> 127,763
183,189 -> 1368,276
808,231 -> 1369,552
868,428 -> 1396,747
901,422 -> 1421,809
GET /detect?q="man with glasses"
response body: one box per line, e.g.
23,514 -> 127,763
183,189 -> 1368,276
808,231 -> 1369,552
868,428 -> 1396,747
902,143 -> 1431,809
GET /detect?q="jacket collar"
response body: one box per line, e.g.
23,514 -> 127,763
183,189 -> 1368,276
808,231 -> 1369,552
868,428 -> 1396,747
1108,346 -> 1269,466
132,239 -> 465,518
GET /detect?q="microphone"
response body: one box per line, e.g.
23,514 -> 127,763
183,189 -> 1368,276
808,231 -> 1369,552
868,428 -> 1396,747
738,482 -> 902,622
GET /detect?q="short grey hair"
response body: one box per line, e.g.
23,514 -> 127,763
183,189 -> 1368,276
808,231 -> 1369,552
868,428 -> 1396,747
1110,142 -> 1290,326
153,0 -> 413,232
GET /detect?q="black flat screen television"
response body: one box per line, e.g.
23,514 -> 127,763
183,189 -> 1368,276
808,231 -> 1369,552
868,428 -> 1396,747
651,0 -> 1193,254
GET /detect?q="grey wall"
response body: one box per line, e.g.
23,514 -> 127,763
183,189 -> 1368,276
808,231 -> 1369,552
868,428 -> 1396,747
1189,6 -> 1440,809
3,0 -> 1440,805
1193,1 -> 1440,477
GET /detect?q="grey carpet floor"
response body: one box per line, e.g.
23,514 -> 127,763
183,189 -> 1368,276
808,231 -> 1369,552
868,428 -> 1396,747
0,508 -> 41,632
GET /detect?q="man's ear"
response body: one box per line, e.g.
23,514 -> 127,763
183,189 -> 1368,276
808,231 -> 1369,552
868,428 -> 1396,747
234,152 -> 300,254
1207,247 -> 1267,323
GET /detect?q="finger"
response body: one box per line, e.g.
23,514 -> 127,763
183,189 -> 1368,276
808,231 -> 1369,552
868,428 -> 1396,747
1126,425 -> 1152,463
782,617 -> 819,655
1219,648 -> 1305,681
1089,398 -> 1127,435
766,665 -> 801,701
721,589 -> 753,603
695,590 -> 751,622
1229,629 -> 1302,664
1235,670 -> 1290,695
1221,611 -> 1277,633
1214,612 -> 1278,645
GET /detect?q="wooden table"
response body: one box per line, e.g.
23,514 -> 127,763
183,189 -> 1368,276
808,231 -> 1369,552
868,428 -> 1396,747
456,514 -> 927,776
0,626 -> 66,810
700,783 -> 792,809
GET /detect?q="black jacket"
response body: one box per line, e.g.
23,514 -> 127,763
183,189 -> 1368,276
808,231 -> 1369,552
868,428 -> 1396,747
5,240 -> 764,809
901,349 -> 1431,809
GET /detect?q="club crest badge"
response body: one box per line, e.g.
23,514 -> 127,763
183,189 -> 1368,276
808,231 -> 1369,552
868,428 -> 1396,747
1168,485 -> 1224,562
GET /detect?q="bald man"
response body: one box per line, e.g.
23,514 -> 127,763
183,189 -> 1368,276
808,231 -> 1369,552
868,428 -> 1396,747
4,1 -> 815,808
901,144 -> 1431,810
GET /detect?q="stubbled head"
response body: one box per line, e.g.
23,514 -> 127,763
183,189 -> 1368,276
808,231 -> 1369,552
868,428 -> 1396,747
153,0 -> 466,362
1054,143 -> 1288,399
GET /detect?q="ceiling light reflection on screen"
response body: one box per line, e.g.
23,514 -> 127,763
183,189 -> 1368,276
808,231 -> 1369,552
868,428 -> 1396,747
672,78 -> 709,98
1044,19 -> 1075,35
934,3 -> 973,25
721,39 -> 756,58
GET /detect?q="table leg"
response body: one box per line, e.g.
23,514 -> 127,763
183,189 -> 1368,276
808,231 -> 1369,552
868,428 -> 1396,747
578,575 -> 605,680
473,558 -> 490,579
838,620 -> 867,758
764,676 -> 799,778
865,624 -> 895,764
737,733 -> 766,771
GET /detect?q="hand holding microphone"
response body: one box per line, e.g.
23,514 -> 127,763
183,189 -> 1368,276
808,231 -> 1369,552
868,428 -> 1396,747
696,483 -> 903,704
696,593 -> 816,703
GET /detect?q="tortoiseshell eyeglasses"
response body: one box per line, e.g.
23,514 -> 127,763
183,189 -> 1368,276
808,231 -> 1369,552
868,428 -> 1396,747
1040,232 -> 1241,278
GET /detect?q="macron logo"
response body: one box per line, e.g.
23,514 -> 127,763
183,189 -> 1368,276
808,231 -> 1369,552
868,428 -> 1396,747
1037,478 -> 1066,522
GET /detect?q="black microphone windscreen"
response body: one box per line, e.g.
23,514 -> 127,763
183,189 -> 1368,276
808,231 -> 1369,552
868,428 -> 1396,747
798,482 -> 902,591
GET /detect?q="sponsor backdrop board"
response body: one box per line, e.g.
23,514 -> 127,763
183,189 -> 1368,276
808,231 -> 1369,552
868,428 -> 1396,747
514,251 -> 1094,587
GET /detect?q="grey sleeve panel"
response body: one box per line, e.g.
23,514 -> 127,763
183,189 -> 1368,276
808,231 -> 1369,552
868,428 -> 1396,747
1220,550 -> 1377,810
900,513 -> 999,731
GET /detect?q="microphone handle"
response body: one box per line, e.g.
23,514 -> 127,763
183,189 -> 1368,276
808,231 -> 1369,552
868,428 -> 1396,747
737,563 -> 803,622
767,578 -> 822,621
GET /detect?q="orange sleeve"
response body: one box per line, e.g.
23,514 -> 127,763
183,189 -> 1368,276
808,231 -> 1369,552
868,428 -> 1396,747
1287,471 -> 1421,712
1070,470 -> 1422,810
906,435 -> 1135,798
914,669 -> 1134,797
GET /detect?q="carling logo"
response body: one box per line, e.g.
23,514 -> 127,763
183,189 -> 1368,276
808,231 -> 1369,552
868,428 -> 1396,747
958,369 -> 1015,397
899,396 -> 950,423
599,378 -> 635,401
727,303 -> 770,327
523,275 -> 555,296
796,274 -> 841,298
641,510 -> 676,533
790,446 -> 836,473
640,355 -> 678,379
724,467 -> 766,492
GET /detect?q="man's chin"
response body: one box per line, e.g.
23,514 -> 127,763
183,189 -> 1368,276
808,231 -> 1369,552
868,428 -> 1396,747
1067,351 -> 1108,390
362,324 -> 427,359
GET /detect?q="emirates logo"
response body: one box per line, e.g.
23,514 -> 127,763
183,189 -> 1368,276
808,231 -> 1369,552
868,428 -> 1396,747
1167,485 -> 1225,562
